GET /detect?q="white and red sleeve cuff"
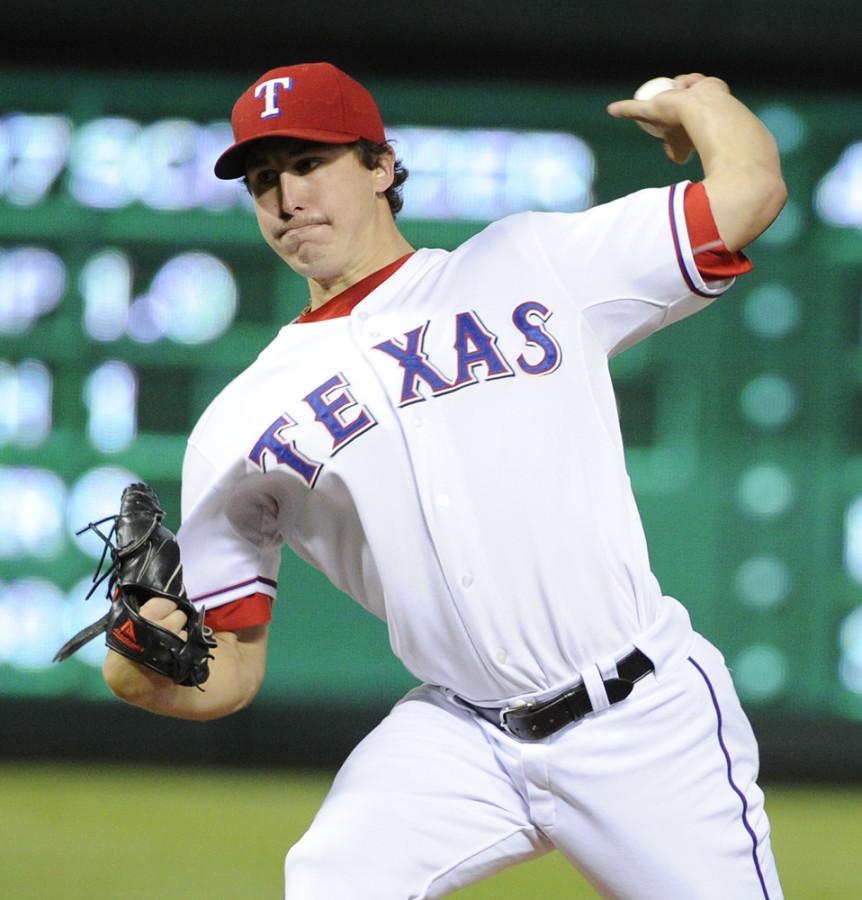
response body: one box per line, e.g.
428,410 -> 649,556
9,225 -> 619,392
669,182 -> 752,298
680,181 -> 753,284
203,592 -> 274,631
190,574 -> 276,607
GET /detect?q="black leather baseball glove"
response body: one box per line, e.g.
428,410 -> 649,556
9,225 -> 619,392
54,482 -> 216,688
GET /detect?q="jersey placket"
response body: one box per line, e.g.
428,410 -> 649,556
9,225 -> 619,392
349,301 -> 510,688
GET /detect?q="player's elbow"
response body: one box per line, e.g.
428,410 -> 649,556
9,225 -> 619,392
227,665 -> 266,715
185,689 -> 260,721
748,171 -> 787,244
707,168 -> 787,252
184,652 -> 267,721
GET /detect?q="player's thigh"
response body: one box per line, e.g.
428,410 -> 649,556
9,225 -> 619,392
284,685 -> 550,900
546,636 -> 783,900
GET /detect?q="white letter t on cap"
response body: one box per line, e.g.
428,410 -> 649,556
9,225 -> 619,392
254,78 -> 294,119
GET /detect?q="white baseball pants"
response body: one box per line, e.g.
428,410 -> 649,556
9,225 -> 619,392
283,634 -> 783,899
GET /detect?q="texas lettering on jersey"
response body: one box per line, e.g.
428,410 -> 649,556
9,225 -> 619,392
248,300 -> 562,488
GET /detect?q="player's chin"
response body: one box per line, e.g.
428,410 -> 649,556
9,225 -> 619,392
284,247 -> 344,282
264,230 -> 319,267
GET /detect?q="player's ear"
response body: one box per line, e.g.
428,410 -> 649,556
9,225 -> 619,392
372,145 -> 396,195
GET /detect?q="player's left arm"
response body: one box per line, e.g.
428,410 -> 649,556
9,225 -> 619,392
607,75 -> 787,252
102,598 -> 270,721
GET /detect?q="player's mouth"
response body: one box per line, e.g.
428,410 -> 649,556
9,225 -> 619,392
278,218 -> 328,239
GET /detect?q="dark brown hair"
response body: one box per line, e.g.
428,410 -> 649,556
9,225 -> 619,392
353,138 -> 409,217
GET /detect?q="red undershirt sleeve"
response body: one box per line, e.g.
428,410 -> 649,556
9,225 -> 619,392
684,181 -> 753,280
204,592 -> 273,631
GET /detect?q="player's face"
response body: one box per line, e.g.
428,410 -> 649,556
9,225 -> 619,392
245,140 -> 395,287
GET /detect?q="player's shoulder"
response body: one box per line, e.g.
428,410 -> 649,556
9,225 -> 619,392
462,188 -> 667,242
449,211 -> 549,257
481,185 -> 679,241
450,208 -> 595,258
422,191 -> 674,265
474,210 -> 545,238
186,331 -> 285,445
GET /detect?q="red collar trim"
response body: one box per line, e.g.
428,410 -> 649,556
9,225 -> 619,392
296,252 -> 415,324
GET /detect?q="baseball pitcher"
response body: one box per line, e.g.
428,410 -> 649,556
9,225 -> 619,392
66,63 -> 786,898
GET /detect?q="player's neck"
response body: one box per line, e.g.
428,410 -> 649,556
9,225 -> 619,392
306,224 -> 413,312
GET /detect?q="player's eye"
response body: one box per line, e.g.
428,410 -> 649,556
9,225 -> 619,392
249,169 -> 278,193
293,157 -> 323,175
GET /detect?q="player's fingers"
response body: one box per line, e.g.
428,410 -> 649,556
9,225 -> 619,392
676,74 -> 730,95
662,122 -> 693,161
139,596 -> 178,621
663,136 -> 694,165
607,91 -> 680,124
606,99 -> 644,119
672,73 -> 706,88
159,608 -> 189,637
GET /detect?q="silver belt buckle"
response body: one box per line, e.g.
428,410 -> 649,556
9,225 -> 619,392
499,698 -> 532,736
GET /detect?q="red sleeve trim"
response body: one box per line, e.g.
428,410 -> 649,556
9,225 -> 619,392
204,592 -> 273,631
684,182 -> 753,280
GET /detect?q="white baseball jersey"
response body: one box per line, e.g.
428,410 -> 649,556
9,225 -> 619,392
178,181 -> 730,705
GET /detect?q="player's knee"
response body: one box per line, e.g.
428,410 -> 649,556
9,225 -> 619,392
285,832 -> 400,899
283,841 -> 312,895
284,837 -> 344,898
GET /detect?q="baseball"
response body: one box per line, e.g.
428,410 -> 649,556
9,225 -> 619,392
633,76 -> 677,137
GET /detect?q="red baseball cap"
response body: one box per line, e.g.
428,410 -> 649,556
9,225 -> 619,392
214,62 -> 386,180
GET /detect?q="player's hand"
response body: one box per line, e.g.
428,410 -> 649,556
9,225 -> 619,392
139,595 -> 189,641
607,74 -> 730,164
102,596 -> 190,700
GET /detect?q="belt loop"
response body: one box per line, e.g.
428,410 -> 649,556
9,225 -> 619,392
597,653 -> 620,681
581,665 -> 611,713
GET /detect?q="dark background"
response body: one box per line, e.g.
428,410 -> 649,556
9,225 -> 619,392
2,1 -> 862,780
4,0 -> 860,92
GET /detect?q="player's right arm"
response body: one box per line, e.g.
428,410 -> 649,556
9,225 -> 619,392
607,74 -> 787,252
102,597 -> 269,721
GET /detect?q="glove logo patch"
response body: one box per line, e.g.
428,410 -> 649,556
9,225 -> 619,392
111,619 -> 144,654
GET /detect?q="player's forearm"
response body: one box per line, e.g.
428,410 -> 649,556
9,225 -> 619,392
679,84 -> 787,252
103,626 -> 268,721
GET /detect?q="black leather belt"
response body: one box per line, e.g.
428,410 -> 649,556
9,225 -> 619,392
461,648 -> 654,741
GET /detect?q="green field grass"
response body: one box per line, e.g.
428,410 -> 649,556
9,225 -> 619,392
1,763 -> 858,898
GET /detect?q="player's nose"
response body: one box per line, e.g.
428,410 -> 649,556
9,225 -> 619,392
278,171 -> 305,216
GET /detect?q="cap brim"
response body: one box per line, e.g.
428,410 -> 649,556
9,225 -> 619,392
213,128 -> 363,180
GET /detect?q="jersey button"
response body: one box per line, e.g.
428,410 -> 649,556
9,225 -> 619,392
357,311 -> 369,320
461,574 -> 473,588
496,649 -> 508,664
435,493 -> 450,507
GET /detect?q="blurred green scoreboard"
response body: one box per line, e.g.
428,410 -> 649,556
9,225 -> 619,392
2,68 -> 862,723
